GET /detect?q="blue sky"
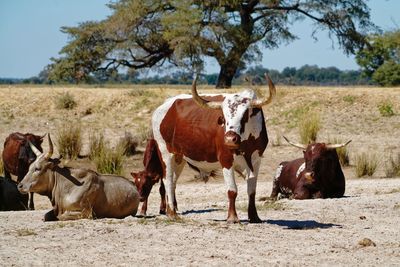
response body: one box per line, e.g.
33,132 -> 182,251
0,0 -> 399,78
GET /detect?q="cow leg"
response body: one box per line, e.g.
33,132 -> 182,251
247,157 -> 262,223
159,180 -> 166,215
270,165 -> 283,200
29,192 -> 34,210
164,156 -> 178,219
223,168 -> 239,223
139,198 -> 148,217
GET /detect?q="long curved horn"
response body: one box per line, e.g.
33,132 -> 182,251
191,75 -> 221,109
326,140 -> 352,150
44,133 -> 54,160
28,141 -> 42,157
283,136 -> 307,150
251,73 -> 276,108
39,133 -> 47,140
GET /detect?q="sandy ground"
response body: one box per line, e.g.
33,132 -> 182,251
0,178 -> 399,266
1,85 -> 400,266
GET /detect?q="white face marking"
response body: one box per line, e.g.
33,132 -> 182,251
221,89 -> 255,135
296,162 -> 306,179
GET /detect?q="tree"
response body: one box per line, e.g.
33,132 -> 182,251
50,0 -> 374,88
356,30 -> 400,86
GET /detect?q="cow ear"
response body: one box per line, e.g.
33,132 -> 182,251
217,116 -> 225,126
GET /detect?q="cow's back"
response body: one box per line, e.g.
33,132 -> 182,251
94,175 -> 140,218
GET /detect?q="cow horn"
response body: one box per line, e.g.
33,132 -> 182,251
191,75 -> 221,109
28,141 -> 42,157
40,133 -> 47,140
251,73 -> 276,108
326,140 -> 352,150
44,133 -> 54,160
283,136 -> 307,150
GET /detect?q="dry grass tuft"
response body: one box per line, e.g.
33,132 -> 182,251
298,111 -> 321,144
88,132 -> 106,160
93,144 -> 125,175
117,131 -> 138,156
16,228 -> 37,237
384,152 -> 400,178
0,154 -> 4,175
354,152 -> 379,177
55,91 -> 77,110
378,101 -> 395,117
56,122 -> 82,159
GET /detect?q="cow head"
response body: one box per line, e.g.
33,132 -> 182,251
18,134 -> 57,194
283,136 -> 351,183
20,133 -> 45,166
131,171 -> 160,202
191,74 -> 276,149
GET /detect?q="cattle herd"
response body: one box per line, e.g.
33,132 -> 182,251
0,74 -> 351,223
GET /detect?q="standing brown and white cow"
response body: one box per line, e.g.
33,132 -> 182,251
270,136 -> 351,200
152,74 -> 276,223
2,132 -> 45,210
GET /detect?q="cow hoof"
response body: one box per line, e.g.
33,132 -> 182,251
159,209 -> 166,215
249,217 -> 262,224
227,216 -> 240,224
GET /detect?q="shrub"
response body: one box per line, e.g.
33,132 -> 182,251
88,132 -> 106,160
384,153 -> 400,178
55,92 -> 77,110
57,123 -> 82,159
93,145 -> 125,175
117,132 -> 138,156
355,152 -> 378,177
136,123 -> 153,144
298,111 -> 321,144
328,137 -> 350,166
378,101 -> 394,117
343,95 -> 356,104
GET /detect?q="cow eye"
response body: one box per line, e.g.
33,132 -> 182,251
217,116 -> 225,126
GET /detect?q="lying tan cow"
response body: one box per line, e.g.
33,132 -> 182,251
18,134 -> 139,221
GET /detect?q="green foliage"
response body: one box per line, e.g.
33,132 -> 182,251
343,95 -> 356,104
378,101 -> 395,117
57,123 -> 82,159
50,0 -> 374,87
329,137 -> 350,167
298,111 -> 321,144
356,30 -> 400,86
55,92 -> 77,109
355,152 -> 378,177
385,153 -> 400,178
94,145 -> 125,175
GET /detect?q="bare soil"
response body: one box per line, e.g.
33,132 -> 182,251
0,84 -> 399,266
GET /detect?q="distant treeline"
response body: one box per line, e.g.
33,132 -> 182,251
0,65 -> 372,86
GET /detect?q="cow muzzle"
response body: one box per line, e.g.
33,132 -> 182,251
17,183 -> 29,194
304,172 -> 315,183
224,131 -> 241,149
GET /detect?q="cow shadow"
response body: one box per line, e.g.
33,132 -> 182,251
181,208 -> 221,215
266,219 -> 342,230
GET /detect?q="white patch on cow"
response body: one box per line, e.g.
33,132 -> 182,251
223,167 -> 237,193
222,89 -> 255,135
274,164 -> 284,181
296,162 -> 306,179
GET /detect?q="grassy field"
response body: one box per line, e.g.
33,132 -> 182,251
1,84 -> 399,179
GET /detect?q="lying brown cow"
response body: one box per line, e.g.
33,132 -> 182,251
131,138 -> 167,216
2,132 -> 45,209
18,134 -> 140,221
270,136 -> 351,200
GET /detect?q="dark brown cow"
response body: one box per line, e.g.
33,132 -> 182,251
0,176 -> 28,211
270,136 -> 351,200
131,138 -> 167,216
152,74 -> 276,223
2,132 -> 44,209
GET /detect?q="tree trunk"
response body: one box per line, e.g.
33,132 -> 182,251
216,64 -> 237,88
